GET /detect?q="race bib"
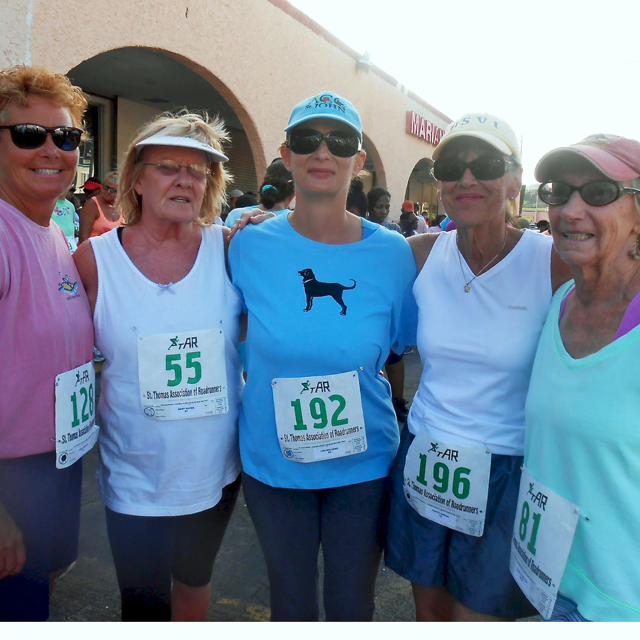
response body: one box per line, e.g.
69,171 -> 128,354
404,431 -> 491,536
138,329 -> 228,420
55,361 -> 99,469
509,465 -> 580,619
272,371 -> 366,463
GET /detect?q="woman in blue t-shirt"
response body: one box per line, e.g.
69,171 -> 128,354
228,91 -> 416,621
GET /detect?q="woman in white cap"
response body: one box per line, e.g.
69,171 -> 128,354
523,135 -> 640,622
228,91 -> 416,621
384,113 -> 572,621
73,111 -> 243,621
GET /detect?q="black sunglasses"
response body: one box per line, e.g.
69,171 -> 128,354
433,156 -> 519,182
538,180 -> 640,207
287,128 -> 362,158
0,123 -> 84,151
102,185 -> 118,194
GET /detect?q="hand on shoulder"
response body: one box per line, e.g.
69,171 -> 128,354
228,209 -> 276,240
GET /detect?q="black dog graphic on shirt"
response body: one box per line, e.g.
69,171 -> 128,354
298,268 -> 356,316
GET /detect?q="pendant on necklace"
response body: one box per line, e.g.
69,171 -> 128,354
464,284 -> 471,293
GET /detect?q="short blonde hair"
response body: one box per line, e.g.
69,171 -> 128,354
118,110 -> 231,227
102,171 -> 120,186
0,65 -> 87,127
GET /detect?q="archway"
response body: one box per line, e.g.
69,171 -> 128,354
360,133 -> 386,195
67,47 -> 262,200
405,158 -> 440,221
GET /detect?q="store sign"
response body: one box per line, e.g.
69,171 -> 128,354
406,111 -> 445,146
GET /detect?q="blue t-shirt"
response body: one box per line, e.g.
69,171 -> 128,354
229,214 -> 417,489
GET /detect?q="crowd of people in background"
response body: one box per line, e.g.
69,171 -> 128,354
2,64 -> 640,625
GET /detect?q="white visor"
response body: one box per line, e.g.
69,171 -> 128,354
135,134 -> 228,163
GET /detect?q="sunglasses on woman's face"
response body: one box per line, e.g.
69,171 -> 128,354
433,156 -> 518,182
538,180 -> 640,207
286,129 -> 362,158
0,124 -> 84,151
102,185 -> 117,194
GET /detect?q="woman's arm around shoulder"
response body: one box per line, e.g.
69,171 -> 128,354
77,198 -> 99,245
73,239 -> 98,314
408,232 -> 440,272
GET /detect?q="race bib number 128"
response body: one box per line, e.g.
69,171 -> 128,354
55,361 -> 99,468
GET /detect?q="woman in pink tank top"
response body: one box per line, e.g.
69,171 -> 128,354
78,171 -> 121,243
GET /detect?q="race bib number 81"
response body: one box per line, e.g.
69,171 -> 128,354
509,465 -> 580,619
272,371 -> 366,463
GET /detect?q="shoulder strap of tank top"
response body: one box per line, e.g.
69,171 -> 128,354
93,197 -> 104,219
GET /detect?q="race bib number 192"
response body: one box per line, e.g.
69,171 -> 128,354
272,371 -> 366,463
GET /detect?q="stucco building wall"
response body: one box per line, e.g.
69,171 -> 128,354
1,0 -> 450,205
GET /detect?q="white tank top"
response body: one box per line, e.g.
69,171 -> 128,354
408,229 -> 553,456
91,226 -> 243,516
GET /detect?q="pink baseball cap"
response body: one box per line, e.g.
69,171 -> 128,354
535,134 -> 640,182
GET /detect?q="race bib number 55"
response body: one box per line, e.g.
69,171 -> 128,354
272,371 -> 366,463
138,329 -> 228,420
404,432 -> 491,536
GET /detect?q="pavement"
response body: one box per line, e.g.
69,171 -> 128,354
48,351 -> 424,622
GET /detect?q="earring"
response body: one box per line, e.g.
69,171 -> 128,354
629,236 -> 640,260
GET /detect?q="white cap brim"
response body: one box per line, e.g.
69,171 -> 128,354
135,134 -> 228,163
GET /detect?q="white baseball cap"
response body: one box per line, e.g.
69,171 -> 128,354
433,113 -> 521,162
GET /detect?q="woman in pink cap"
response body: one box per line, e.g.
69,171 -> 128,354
523,134 -> 640,621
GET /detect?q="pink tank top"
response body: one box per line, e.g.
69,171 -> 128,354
90,197 -> 122,237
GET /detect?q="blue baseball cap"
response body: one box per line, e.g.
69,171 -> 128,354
285,91 -> 362,139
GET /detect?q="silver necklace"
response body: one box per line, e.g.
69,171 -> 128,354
456,229 -> 508,293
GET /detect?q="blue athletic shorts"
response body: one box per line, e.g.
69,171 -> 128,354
0,451 -> 82,621
545,594 -> 590,622
385,427 -> 536,619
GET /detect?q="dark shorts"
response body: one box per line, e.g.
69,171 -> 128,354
0,451 -> 83,621
385,350 -> 404,366
242,472 -> 385,621
385,427 -> 536,619
546,594 -> 590,622
105,474 -> 241,621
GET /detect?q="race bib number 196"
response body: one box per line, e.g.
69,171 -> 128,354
272,371 -> 366,463
404,431 -> 491,536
